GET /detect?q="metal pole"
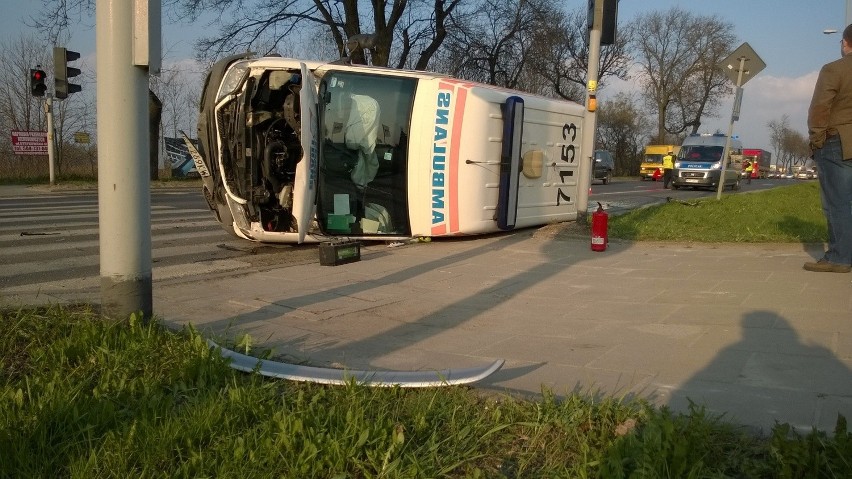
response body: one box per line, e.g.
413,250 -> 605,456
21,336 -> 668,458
715,56 -> 746,201
96,0 -> 153,320
847,0 -> 851,27
45,96 -> 56,185
578,0 -> 602,217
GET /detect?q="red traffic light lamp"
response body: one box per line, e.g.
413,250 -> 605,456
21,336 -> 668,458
30,68 -> 47,97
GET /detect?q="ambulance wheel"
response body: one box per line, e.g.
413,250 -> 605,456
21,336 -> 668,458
731,179 -> 741,191
671,184 -> 680,190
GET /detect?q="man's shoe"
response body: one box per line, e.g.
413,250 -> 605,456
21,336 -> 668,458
803,259 -> 851,273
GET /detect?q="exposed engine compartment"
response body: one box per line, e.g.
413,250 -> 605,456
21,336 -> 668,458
219,69 -> 306,233
251,70 -> 306,232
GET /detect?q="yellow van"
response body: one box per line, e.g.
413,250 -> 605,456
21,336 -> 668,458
640,145 -> 679,181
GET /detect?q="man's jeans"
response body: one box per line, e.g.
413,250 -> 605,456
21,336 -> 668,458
814,135 -> 852,265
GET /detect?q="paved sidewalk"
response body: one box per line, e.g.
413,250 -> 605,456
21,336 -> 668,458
151,229 -> 852,434
4,183 -> 848,432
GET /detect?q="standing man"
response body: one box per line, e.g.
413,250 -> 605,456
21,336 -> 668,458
662,149 -> 675,189
804,24 -> 852,273
744,160 -> 753,184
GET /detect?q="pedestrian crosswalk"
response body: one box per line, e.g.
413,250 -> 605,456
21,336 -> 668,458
0,189 -> 316,306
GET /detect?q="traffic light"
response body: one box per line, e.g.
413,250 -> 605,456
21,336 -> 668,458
54,47 -> 82,99
587,0 -> 619,45
30,68 -> 47,97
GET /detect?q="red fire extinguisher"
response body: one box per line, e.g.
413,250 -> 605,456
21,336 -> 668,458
591,202 -> 608,252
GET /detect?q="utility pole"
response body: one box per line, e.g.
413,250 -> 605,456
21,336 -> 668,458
45,97 -> 56,186
30,68 -> 55,185
579,0 -> 618,216
578,0 -> 603,217
847,0 -> 851,27
96,0 -> 160,320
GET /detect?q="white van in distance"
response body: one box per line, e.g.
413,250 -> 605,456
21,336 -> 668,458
672,133 -> 743,191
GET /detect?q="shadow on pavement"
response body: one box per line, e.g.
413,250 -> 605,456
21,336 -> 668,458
668,310 -> 852,433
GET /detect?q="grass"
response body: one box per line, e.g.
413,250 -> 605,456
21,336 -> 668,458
607,182 -> 826,243
2,305 -> 851,478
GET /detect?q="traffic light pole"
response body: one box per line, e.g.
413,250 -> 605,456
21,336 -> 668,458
578,0 -> 603,217
96,0 -> 154,320
848,0 -> 851,29
45,96 -> 56,186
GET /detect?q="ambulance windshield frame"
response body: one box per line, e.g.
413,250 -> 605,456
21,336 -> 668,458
316,71 -> 418,237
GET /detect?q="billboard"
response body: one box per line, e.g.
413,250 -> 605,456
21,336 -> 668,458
11,130 -> 48,155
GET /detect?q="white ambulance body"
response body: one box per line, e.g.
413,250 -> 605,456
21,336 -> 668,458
195,55 -> 588,243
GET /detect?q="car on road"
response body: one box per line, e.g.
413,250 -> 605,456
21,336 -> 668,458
671,133 -> 742,191
592,150 -> 614,185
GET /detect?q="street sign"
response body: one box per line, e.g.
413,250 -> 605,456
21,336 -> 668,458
715,42 -> 766,201
10,130 -> 48,155
74,131 -> 91,144
719,42 -> 766,87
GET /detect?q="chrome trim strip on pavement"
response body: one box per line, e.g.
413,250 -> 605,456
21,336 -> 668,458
208,339 -> 504,388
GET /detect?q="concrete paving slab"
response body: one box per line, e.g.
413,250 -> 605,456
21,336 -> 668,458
138,233 -> 852,433
11,185 -> 848,432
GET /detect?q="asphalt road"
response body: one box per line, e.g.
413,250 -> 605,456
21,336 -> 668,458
0,187 -> 319,303
0,177 -> 814,303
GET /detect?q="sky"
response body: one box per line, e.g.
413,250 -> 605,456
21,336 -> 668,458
2,0 -> 850,151
605,0 -> 850,152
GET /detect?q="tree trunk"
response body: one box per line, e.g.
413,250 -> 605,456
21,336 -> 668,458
148,90 -> 162,180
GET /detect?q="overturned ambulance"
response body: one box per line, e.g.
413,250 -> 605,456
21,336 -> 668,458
193,55 -> 590,243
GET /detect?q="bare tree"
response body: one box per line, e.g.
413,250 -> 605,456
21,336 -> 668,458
30,0 -> 95,46
768,115 -> 811,174
0,36 -> 49,137
148,59 -> 203,178
525,6 -> 632,102
633,7 -> 737,142
31,0 -> 190,179
436,0 -> 543,88
766,115 -> 811,173
35,0 -> 467,69
433,2 -> 630,100
0,36 -> 49,177
172,0 -> 467,68
671,15 -> 735,134
596,93 -> 651,176
150,61 -> 203,139
783,129 -> 811,169
35,0 -> 457,67
768,115 -> 790,172
0,35 -> 94,177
